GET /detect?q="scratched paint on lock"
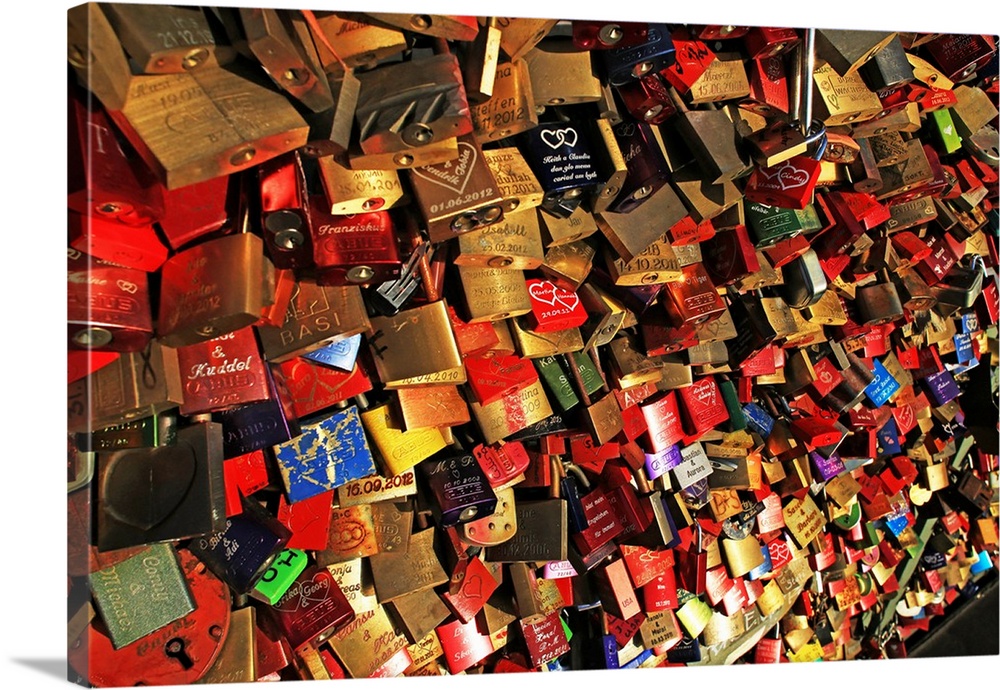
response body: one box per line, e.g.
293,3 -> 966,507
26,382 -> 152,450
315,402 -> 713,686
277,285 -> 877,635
302,334 -> 363,371
274,406 -> 376,503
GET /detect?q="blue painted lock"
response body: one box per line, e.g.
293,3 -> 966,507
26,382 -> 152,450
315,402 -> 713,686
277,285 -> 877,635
302,333 -> 363,371
189,498 -> 292,594
518,121 -> 600,218
273,404 -> 376,503
602,23 -> 675,87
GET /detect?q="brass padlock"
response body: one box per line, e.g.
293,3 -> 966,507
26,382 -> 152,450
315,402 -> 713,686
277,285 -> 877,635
524,38 -> 603,107
306,12 -> 409,70
688,52 -> 751,105
605,234 -> 682,286
67,3 -> 131,111
456,265 -> 533,323
368,301 -> 465,388
471,59 -> 539,143
111,61 -> 309,190
316,155 -> 407,215
102,4 -> 233,74
257,280 -> 370,362
811,62 -> 884,126
666,87 -> 752,184
68,341 -> 183,434
239,8 -> 333,113
540,239 -> 597,292
813,29 -> 897,77
483,146 -> 546,215
596,183 -> 688,263
455,209 -> 544,270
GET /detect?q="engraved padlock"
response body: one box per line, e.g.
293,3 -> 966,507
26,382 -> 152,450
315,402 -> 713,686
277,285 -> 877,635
408,133 -> 505,242
602,23 -> 675,87
309,202 -> 402,286
518,118 -> 601,218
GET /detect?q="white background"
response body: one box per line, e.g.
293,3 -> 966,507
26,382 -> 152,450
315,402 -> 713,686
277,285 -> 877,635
1,0 -> 997,688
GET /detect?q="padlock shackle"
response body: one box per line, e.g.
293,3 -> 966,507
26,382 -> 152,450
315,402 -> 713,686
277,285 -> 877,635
790,29 -> 816,137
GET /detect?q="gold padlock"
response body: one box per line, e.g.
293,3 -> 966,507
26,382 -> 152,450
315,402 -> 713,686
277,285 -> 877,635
367,301 -> 466,388
456,265 -> 534,322
111,63 -> 310,189
471,59 -> 539,142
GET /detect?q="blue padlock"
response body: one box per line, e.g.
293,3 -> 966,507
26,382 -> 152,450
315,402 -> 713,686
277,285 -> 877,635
602,23 -> 675,87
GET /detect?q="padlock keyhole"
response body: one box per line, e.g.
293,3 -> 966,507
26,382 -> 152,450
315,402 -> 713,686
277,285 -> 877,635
164,637 -> 194,670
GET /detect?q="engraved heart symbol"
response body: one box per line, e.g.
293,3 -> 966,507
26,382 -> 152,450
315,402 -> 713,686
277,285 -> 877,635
410,141 -> 478,195
528,281 -> 579,311
615,122 -> 637,138
775,163 -> 809,190
117,280 -> 138,294
540,127 -> 578,150
462,574 -> 483,600
768,540 -> 792,565
103,442 -> 198,530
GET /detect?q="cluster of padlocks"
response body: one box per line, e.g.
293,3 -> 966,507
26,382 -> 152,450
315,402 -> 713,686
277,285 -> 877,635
67,4 -> 999,686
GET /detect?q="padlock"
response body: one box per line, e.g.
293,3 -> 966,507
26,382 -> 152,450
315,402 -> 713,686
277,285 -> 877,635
309,205 -> 402,286
110,59 -> 309,190
601,23 -> 676,87
69,547 -> 231,686
662,263 -> 727,327
315,155 -> 407,215
189,496 -> 293,595
67,3 -> 132,111
158,230 -> 274,347
96,418 -> 226,551
67,254 -> 153,353
102,4 -> 232,74
923,33 -> 997,83
68,340 -> 183,435
239,7 -> 333,112
688,52 -> 750,105
596,182 -> 688,263
354,51 -> 472,156
858,36 -> 915,92
482,147 -> 546,217
812,62 -> 885,126
605,235 -> 682,286
174,326 -> 271,415
257,280 -> 371,362
407,133 -> 505,242
666,87 -> 752,185
616,73 -> 676,125
572,20 -> 648,50
68,87 -> 164,226
525,37 -> 603,107
419,453 -> 498,527
457,265 -> 533,323
781,248 -> 828,308
273,399 -> 377,502
267,565 -> 356,652
701,225 -> 761,287
660,28 -> 717,93
813,29 -> 897,77
606,120 -> 671,213
396,385 -> 471,431
256,151 -> 315,270
742,54 -> 790,118
518,119 -> 601,218
744,26 -> 801,59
